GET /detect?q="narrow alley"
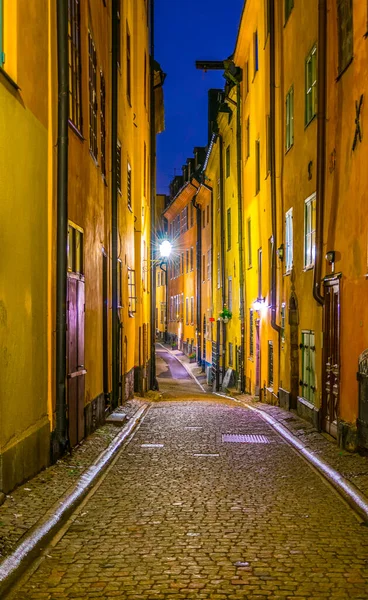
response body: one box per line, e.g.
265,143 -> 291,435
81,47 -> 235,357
2,350 -> 368,599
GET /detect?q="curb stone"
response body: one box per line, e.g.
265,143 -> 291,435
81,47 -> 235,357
0,404 -> 149,598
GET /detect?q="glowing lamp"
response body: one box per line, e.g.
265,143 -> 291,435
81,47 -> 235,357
159,240 -> 172,258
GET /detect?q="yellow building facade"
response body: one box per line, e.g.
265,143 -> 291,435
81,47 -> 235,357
0,0 -> 52,493
0,0 -> 160,495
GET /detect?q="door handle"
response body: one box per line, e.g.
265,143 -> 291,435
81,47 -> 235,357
77,364 -> 85,369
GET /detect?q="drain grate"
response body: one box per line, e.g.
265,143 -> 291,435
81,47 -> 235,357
222,434 -> 270,444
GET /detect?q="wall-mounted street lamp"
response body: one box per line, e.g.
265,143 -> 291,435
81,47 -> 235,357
159,239 -> 172,258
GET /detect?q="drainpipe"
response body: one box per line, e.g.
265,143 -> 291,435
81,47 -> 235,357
149,0 -> 159,389
192,191 -> 202,365
55,0 -> 69,454
270,0 -> 282,337
111,0 -> 119,407
218,134 -> 226,385
313,0 -> 327,306
235,81 -> 246,393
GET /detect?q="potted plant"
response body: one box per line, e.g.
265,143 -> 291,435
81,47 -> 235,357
171,341 -> 178,350
188,352 -> 196,363
219,305 -> 232,324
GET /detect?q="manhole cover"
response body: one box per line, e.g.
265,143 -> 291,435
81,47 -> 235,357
222,434 -> 270,444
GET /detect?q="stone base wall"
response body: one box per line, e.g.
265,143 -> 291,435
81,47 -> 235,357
0,419 -> 50,495
85,393 -> 106,438
297,396 -> 320,429
338,420 -> 358,452
279,388 -> 291,411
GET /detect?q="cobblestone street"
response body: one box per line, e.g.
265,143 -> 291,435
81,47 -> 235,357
9,397 -> 368,599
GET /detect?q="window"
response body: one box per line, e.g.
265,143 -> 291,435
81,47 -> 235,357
286,86 -> 294,151
249,309 -> 254,357
285,208 -> 293,273
202,210 -> 206,229
157,272 -> 161,287
68,0 -> 82,131
190,202 -> 194,227
190,297 -> 194,324
217,179 -> 221,212
305,44 -> 317,125
88,31 -> 98,160
253,31 -> 259,77
117,0 -> 121,67
246,117 -> 250,158
128,268 -> 136,314
181,253 -> 184,274
217,253 -> 221,288
301,331 -> 316,404
227,208 -> 231,250
207,249 -> 211,280
143,142 -> 147,197
118,260 -> 123,308
190,247 -> 194,271
186,249 -> 189,273
266,115 -> 271,175
100,71 -> 106,178
202,255 -> 206,282
337,0 -> 353,74
228,277 -> 233,311
281,303 -> 286,341
265,0 -> 270,39
186,298 -> 189,325
304,193 -> 316,269
117,141 -> 122,193
160,302 -> 166,325
268,341 -> 274,387
127,162 -> 132,209
258,248 -> 262,299
0,0 -> 4,68
229,343 -> 234,366
255,139 -> 260,194
207,205 -> 210,224
144,53 -> 147,107
285,0 -> 294,23
68,222 -> 84,274
245,61 -> 249,96
181,293 -> 184,320
247,218 -> 252,267
181,206 -> 188,232
126,26 -> 131,103
226,145 -> 230,178
268,237 -> 273,297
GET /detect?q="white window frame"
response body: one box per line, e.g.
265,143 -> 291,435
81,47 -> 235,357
286,85 -> 294,151
285,208 -> 293,274
304,193 -> 316,269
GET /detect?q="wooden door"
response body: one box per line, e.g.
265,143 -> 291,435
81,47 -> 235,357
102,252 -> 109,403
322,279 -> 340,438
67,276 -> 86,447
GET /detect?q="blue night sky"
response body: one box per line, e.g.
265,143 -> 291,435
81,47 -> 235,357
155,0 -> 244,195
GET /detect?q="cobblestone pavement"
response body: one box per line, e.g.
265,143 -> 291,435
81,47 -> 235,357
0,399 -> 145,561
11,399 -> 368,599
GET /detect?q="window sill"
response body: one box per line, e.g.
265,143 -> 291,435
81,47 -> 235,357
89,150 -> 99,167
0,67 -> 20,91
303,264 -> 314,272
304,114 -> 316,130
68,120 -> 84,141
284,269 -> 292,276
336,56 -> 353,82
285,143 -> 294,155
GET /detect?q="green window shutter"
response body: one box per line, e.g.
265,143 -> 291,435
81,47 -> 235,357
0,0 -> 5,67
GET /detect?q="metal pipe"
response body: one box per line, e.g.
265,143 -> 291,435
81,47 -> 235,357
270,0 -> 282,336
111,0 -> 119,407
55,0 -> 69,454
149,0 -> 159,389
235,81 -> 246,392
313,0 -> 327,306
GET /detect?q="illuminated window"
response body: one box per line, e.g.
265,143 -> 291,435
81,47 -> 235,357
304,193 -> 316,269
68,0 -> 82,131
88,31 -> 98,160
305,44 -> 317,126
